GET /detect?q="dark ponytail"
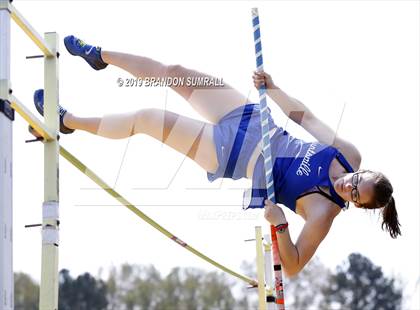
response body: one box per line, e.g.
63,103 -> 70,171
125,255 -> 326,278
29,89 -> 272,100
381,196 -> 401,239
361,171 -> 401,238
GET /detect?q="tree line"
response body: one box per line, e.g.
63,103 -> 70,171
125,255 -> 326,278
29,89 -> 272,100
15,252 -> 402,310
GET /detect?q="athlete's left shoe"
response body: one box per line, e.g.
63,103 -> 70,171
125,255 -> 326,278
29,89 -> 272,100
33,89 -> 75,134
64,35 -> 108,70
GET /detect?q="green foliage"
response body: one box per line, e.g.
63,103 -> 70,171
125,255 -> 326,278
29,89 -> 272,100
107,264 -> 237,310
321,253 -> 403,310
58,269 -> 108,310
284,257 -> 331,309
199,272 -> 236,310
14,272 -> 39,310
241,254 -> 402,310
13,252 -> 402,310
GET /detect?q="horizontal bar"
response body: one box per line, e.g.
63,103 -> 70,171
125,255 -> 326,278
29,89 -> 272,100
7,3 -> 54,56
59,146 -> 257,286
9,95 -> 55,140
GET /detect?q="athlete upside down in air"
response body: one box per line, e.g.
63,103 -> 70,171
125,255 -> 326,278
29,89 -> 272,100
33,36 -> 401,277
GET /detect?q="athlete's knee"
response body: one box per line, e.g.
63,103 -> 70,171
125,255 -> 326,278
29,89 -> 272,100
96,111 -> 141,139
166,64 -> 185,78
133,108 -> 161,133
133,108 -> 179,141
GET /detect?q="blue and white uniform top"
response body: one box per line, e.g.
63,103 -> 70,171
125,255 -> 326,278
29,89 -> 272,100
206,103 -> 355,213
243,128 -> 355,212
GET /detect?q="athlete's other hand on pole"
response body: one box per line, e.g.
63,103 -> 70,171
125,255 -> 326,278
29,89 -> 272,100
264,199 -> 287,226
252,70 -> 275,89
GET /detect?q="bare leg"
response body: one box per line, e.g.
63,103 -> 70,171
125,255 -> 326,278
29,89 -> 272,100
63,109 -> 218,173
101,51 -> 249,124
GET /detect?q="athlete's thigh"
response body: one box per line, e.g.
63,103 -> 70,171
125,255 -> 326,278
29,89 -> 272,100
135,108 -> 218,173
168,65 -> 249,124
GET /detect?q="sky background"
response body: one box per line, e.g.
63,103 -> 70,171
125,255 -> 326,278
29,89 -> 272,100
6,0 -> 419,308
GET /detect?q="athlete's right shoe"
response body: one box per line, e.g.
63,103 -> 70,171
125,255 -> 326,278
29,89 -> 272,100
64,35 -> 108,70
33,89 -> 75,134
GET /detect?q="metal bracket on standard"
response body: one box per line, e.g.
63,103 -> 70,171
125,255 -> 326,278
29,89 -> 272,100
42,201 -> 60,247
26,125 -> 60,143
26,52 -> 59,59
0,98 -> 15,121
26,125 -> 44,143
24,223 -> 42,228
26,55 -> 44,59
0,0 -> 11,11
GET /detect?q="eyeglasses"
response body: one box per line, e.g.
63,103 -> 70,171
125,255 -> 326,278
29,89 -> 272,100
351,172 -> 360,203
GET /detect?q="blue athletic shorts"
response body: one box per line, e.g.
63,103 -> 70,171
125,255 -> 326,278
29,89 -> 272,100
207,103 -> 277,182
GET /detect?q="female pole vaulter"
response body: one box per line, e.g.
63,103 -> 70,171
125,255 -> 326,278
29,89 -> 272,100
33,36 -> 401,277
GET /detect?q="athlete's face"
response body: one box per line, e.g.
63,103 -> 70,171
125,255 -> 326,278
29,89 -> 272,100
334,171 -> 376,207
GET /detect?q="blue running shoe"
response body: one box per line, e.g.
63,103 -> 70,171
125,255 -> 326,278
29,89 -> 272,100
33,89 -> 75,134
64,35 -> 108,70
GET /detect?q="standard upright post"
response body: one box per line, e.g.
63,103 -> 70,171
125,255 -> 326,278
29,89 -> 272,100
39,32 -> 60,310
0,1 -> 13,309
264,234 -> 277,310
255,226 -> 267,310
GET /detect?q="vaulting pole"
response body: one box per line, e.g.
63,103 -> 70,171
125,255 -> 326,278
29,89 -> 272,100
252,8 -> 285,309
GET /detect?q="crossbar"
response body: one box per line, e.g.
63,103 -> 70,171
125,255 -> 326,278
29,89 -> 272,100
0,2 -> 54,56
9,95 -> 55,140
60,147 -> 257,286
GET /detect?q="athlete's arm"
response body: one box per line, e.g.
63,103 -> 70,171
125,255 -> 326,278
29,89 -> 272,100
264,200 -> 333,277
253,71 -> 361,165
